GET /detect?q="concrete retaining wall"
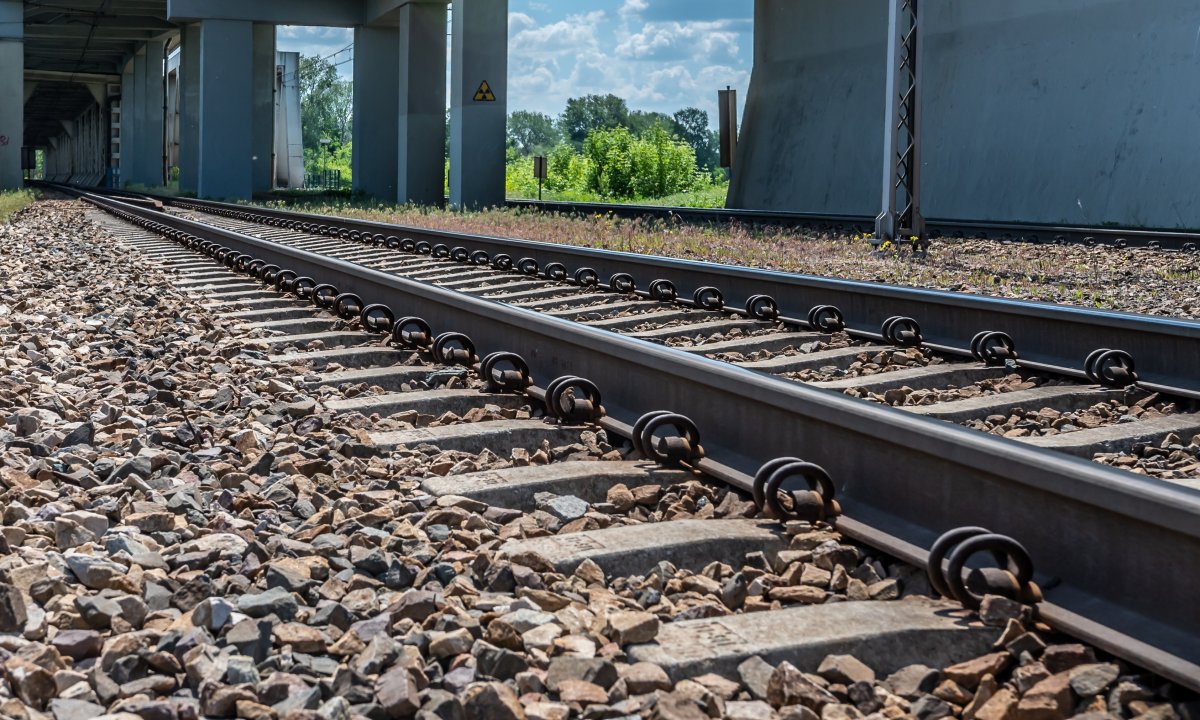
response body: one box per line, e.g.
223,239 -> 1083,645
730,0 -> 1200,229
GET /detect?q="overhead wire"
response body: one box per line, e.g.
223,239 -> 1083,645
276,40 -> 355,84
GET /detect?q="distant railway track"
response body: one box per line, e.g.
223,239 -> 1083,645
505,199 -> 1200,252
53,183 -> 1200,692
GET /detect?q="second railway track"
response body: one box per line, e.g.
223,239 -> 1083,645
158,199 -> 1200,480
61,187 -> 1200,692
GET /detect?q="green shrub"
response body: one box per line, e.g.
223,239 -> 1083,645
503,125 -> 717,206
582,125 -> 698,199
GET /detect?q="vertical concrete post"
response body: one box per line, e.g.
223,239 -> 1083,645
178,23 -> 201,194
132,45 -> 149,183
197,19 -> 254,199
251,23 -> 275,193
143,39 -> 166,186
353,25 -> 400,202
274,52 -> 304,189
399,3 -> 447,205
129,41 -> 165,186
120,57 -> 139,187
0,0 -> 23,190
60,120 -> 75,180
449,0 -> 508,209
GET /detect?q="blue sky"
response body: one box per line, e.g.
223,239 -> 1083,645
277,0 -> 753,129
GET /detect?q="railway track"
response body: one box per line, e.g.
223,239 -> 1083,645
156,200 -> 1200,478
53,187 -> 1200,699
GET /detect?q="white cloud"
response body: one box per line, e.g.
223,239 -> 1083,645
510,11 -> 606,56
619,0 -> 648,18
616,20 -> 741,63
275,26 -> 354,76
502,7 -> 750,123
509,12 -> 536,34
275,6 -> 752,127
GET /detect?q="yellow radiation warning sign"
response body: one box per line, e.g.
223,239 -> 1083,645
473,80 -> 496,102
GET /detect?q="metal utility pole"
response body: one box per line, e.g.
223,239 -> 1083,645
533,155 -> 547,201
875,0 -> 925,244
718,86 -> 738,171
320,137 -> 331,188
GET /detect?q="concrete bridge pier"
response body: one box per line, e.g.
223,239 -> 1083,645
165,0 -> 508,205
178,24 -> 200,194
352,3 -> 454,207
352,25 -> 401,202
190,20 -> 275,199
0,0 -> 22,190
449,0 -> 507,209
122,40 -> 166,187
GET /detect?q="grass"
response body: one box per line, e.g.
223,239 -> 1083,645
0,189 -> 38,223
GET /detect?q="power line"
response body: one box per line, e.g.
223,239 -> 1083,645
277,43 -> 355,84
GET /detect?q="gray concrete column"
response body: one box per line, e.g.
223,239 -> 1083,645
449,0 -> 508,209
143,39 -> 166,186
178,23 -> 201,194
352,25 -> 400,201
399,3 -> 448,205
197,19 -> 254,199
128,41 -> 166,186
119,58 -> 139,187
251,23 -> 275,193
0,0 -> 22,190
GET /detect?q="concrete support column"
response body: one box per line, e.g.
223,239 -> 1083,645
449,0 -> 508,209
251,23 -> 275,193
119,58 -> 138,186
145,39 -> 166,186
128,40 -> 166,186
197,19 -> 254,199
0,0 -> 22,190
400,3 -> 448,205
353,25 -> 400,201
178,23 -> 201,194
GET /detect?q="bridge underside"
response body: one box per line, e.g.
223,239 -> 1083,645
5,0 -> 1198,229
730,0 -> 1200,229
2,0 -> 508,208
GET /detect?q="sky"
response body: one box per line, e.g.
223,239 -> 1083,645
276,0 -> 753,129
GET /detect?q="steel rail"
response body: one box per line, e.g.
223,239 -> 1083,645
78,190 -> 1200,691
86,187 -> 1200,398
505,198 -> 1200,251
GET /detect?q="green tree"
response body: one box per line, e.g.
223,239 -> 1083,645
628,110 -> 673,136
560,94 -> 630,147
671,107 -> 720,171
545,143 -> 589,192
299,54 -> 353,151
507,111 -> 560,156
634,124 -> 698,198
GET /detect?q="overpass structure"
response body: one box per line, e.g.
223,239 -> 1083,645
2,1 -> 1197,231
1,0 -> 507,208
729,0 -> 1200,232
